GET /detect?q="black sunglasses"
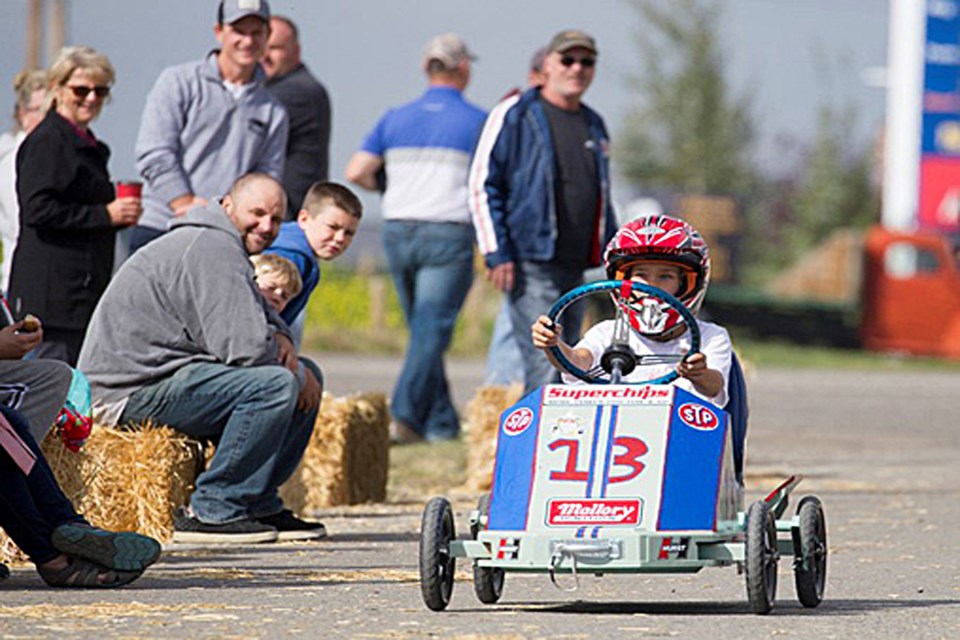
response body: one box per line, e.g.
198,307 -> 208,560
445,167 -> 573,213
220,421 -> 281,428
560,55 -> 596,68
67,85 -> 111,99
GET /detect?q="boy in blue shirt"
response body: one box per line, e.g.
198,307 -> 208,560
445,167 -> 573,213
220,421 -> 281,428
264,181 -> 362,341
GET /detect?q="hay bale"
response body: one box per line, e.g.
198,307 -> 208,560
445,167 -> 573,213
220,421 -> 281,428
462,384 -> 523,492
0,423 -> 202,564
280,392 -> 389,512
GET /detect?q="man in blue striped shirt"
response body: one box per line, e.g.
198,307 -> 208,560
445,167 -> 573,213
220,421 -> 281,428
346,34 -> 486,444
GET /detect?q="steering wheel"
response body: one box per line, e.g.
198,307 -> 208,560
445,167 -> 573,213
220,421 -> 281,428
546,280 -> 701,385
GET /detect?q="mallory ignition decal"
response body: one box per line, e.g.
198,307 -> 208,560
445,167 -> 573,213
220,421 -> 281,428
546,498 -> 643,526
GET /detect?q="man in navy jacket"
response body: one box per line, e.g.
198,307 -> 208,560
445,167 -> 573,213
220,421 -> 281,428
469,30 -> 617,392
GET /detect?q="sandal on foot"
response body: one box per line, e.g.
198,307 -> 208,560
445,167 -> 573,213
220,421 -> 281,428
52,523 -> 161,572
37,557 -> 142,589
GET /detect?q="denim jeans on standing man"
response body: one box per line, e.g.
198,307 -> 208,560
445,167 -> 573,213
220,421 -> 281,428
119,359 -> 322,524
483,298 -> 524,386
383,220 -> 474,440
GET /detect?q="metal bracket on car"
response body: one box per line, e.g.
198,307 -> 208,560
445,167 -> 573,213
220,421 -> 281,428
548,540 -> 622,592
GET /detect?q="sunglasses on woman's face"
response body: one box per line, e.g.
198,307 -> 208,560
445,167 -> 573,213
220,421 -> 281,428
560,55 -> 596,68
67,85 -> 111,99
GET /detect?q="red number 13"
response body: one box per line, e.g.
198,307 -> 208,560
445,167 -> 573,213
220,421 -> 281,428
548,436 -> 647,483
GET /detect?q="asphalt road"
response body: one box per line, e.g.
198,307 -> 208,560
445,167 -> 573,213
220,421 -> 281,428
1,356 -> 958,639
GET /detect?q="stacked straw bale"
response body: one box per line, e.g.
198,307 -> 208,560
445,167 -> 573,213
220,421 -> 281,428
461,384 -> 523,492
280,392 -> 390,513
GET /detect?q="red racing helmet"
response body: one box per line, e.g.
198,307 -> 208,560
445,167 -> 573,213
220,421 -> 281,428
603,214 -> 711,338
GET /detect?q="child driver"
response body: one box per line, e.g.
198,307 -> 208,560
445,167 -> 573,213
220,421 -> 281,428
531,214 -> 733,407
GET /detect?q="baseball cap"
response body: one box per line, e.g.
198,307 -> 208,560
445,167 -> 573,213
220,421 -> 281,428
218,0 -> 271,25
547,29 -> 598,55
422,33 -> 476,70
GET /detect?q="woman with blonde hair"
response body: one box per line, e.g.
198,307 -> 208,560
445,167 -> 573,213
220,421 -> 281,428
0,70 -> 47,291
7,46 -> 142,364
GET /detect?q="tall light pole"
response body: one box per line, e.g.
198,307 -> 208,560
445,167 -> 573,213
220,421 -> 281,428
882,0 -> 925,231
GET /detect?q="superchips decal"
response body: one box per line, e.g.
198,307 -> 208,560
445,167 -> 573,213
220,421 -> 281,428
678,403 -> 719,431
543,385 -> 672,405
503,407 -> 534,436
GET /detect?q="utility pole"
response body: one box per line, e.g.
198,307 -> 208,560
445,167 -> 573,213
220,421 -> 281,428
50,0 -> 66,61
26,0 -> 42,70
24,0 -> 67,71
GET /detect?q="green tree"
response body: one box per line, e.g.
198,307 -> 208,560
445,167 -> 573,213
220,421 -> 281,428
618,0 -> 756,196
778,105 -> 879,267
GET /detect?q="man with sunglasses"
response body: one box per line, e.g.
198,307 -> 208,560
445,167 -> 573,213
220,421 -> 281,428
469,29 -> 617,393
131,0 -> 288,253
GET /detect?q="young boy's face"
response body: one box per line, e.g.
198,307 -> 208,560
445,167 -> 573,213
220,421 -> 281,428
257,272 -> 295,313
626,262 -> 683,295
298,204 -> 359,261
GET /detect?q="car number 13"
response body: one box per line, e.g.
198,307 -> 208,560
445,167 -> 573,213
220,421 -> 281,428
547,436 -> 648,484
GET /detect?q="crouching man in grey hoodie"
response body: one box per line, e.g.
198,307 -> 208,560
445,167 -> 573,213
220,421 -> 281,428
78,173 -> 326,544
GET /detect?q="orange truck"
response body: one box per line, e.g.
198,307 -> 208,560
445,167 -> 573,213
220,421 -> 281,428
861,226 -> 960,358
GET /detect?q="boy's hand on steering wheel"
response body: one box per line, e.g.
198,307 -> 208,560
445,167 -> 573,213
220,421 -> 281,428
531,315 -> 562,349
677,352 -> 708,380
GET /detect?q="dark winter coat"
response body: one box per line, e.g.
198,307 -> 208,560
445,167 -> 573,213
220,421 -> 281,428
7,110 -> 116,330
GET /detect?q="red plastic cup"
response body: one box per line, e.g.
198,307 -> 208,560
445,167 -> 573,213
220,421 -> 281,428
116,180 -> 143,199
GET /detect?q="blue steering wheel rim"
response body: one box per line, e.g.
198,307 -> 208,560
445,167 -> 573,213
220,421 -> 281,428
546,280 -> 701,385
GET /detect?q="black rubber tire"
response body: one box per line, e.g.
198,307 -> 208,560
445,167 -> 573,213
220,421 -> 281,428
472,493 -> 504,604
419,497 -> 456,611
794,496 -> 827,608
745,500 -> 778,615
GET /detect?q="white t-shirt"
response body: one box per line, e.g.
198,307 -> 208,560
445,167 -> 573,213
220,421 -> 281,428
561,318 -> 733,407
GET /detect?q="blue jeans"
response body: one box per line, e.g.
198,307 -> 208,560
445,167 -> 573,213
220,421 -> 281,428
383,221 -> 474,440
119,360 -> 322,523
509,260 -> 585,394
484,298 -> 524,385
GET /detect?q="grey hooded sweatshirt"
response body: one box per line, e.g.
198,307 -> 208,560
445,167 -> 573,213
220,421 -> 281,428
78,201 -> 290,423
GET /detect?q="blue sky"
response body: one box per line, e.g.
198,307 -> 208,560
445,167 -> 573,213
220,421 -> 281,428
0,0 -> 889,210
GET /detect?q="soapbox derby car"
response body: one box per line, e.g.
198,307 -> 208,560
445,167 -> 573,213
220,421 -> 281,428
418,280 -> 827,615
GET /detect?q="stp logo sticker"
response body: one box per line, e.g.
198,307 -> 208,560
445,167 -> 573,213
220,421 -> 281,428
678,403 -> 719,431
503,407 -> 534,436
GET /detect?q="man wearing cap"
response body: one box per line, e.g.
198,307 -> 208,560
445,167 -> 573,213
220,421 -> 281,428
469,30 -> 617,393
131,0 -> 289,252
262,15 -> 332,219
346,33 -> 486,444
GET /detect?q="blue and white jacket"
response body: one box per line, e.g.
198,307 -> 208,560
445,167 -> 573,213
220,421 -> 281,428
468,87 -> 617,269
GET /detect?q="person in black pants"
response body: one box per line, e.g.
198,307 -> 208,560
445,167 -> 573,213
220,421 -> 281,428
0,405 -> 160,587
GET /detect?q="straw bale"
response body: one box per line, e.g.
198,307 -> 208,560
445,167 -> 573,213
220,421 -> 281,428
280,392 -> 389,512
461,384 -> 523,492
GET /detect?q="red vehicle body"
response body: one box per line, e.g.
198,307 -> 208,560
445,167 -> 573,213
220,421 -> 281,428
861,226 -> 960,358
